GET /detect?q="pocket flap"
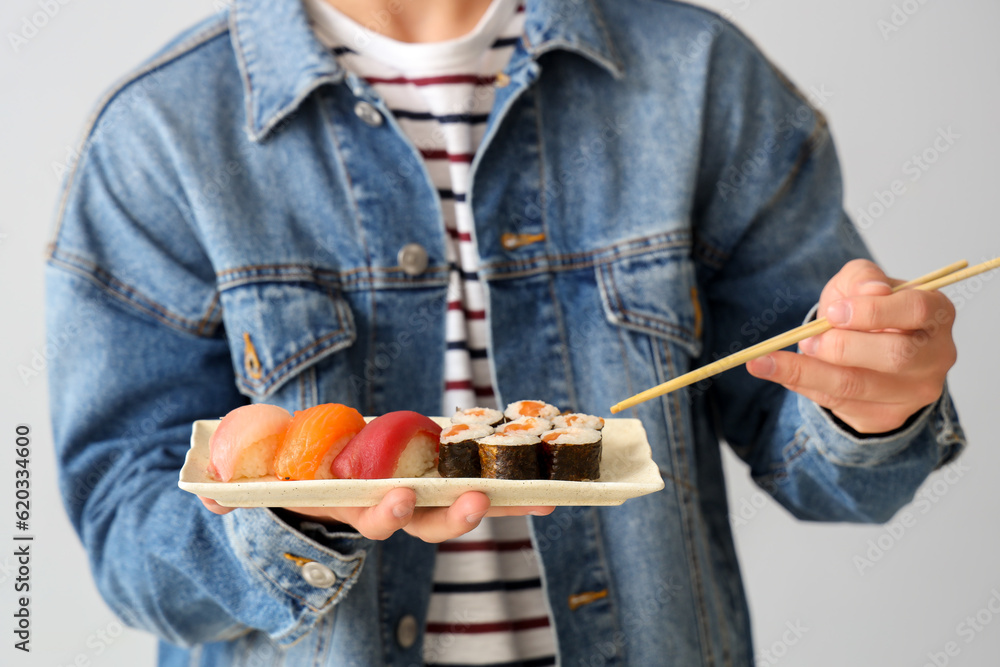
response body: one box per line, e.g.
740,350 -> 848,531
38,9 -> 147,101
219,282 -> 356,399
596,250 -> 702,358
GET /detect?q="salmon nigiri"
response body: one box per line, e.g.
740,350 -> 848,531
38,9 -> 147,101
274,404 -> 367,480
208,404 -> 292,482
332,411 -> 442,479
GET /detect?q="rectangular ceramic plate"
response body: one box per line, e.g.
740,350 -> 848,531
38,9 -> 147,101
179,417 -> 663,507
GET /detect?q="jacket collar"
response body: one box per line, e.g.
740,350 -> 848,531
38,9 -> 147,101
522,0 -> 623,79
232,0 -> 624,142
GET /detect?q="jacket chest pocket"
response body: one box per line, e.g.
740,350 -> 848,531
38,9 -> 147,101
596,248 -> 703,363
591,248 -> 704,480
218,281 -> 356,403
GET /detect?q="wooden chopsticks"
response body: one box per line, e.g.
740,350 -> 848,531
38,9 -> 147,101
609,257 -> 1000,414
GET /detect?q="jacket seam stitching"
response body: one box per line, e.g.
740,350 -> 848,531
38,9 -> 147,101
613,325 -> 639,419
658,339 -> 716,665
216,264 -> 451,281
196,291 -> 222,337
665,338 -> 733,666
48,251 -> 218,337
589,508 -> 627,664
692,234 -> 729,270
486,231 -> 691,269
482,238 -> 692,281
230,5 -> 258,143
745,119 -> 829,246
316,91 -> 378,414
213,234 -> 691,288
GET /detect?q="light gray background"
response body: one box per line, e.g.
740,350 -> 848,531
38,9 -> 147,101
1,0 -> 997,665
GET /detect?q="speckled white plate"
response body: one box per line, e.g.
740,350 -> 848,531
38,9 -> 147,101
178,417 -> 663,507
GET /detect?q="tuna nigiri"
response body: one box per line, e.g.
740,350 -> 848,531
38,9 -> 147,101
274,404 -> 367,481
332,411 -> 442,479
208,404 -> 292,482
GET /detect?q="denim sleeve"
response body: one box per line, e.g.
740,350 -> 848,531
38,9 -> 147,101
46,103 -> 373,647
692,23 -> 966,523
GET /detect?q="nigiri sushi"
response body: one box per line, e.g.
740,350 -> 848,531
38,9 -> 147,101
208,404 -> 292,482
332,411 -> 442,479
274,404 -> 367,481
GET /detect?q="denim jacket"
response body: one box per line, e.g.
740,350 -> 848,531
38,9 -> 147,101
46,0 -> 965,665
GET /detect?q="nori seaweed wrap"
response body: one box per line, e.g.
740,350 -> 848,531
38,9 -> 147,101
477,433 -> 541,480
438,423 -> 492,477
541,427 -> 602,481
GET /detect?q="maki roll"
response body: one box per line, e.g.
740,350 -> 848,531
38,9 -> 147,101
495,416 -> 552,438
540,427 -> 602,481
478,433 -> 541,480
452,407 -> 505,428
438,423 -> 492,478
552,413 -> 605,431
504,400 -> 560,422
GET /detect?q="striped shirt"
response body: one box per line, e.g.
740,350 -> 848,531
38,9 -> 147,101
303,1 -> 556,664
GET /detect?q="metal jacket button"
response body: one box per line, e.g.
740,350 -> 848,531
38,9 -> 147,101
396,614 -> 418,648
354,101 -> 383,127
397,243 -> 429,276
301,561 -> 336,588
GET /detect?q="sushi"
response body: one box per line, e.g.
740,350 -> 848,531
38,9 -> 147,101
438,423 -> 493,478
495,416 -> 552,438
478,433 -> 541,480
451,407 -> 504,428
552,413 -> 605,431
540,427 -> 602,481
332,411 -> 442,479
204,401 -> 608,484
208,404 -> 292,482
273,404 -> 367,480
503,400 -> 560,422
